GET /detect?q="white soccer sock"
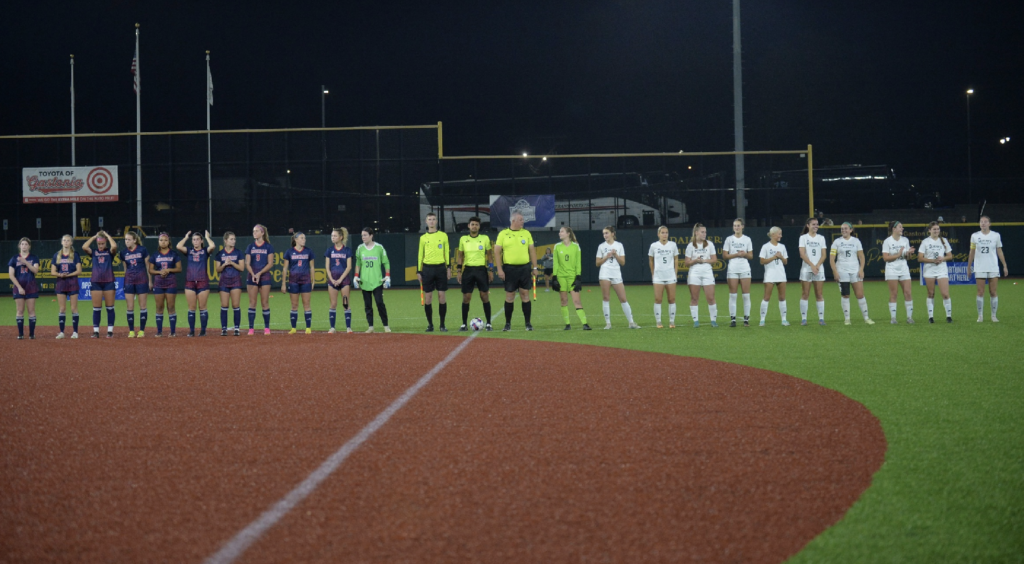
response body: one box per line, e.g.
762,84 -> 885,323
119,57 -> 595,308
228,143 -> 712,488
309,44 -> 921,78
858,297 -> 869,319
991,297 -> 999,318
690,305 -> 699,322
841,297 -> 851,320
760,300 -> 769,321
621,302 -> 634,324
927,298 -> 934,318
779,300 -> 788,320
728,293 -> 737,318
816,300 -> 825,321
905,300 -> 914,318
602,301 -> 611,323
889,302 -> 898,319
709,304 -> 718,322
943,299 -> 952,317
742,294 -> 751,318
668,303 -> 677,324
654,303 -> 662,324
976,296 -> 984,316
800,299 -> 808,321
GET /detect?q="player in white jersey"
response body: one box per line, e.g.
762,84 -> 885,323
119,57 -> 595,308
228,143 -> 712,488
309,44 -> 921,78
918,221 -> 954,323
647,226 -> 679,328
596,226 -> 639,329
829,222 -> 873,325
723,218 -> 754,327
684,223 -> 718,327
968,215 -> 1009,322
798,218 -> 828,326
882,221 -> 917,324
758,226 -> 790,326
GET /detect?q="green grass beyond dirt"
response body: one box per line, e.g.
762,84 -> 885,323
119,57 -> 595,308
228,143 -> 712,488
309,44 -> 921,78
3,280 -> 1022,562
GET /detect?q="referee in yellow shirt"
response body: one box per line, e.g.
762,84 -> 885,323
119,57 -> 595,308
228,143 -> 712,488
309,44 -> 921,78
494,211 -> 539,331
418,212 -> 451,331
456,217 -> 494,331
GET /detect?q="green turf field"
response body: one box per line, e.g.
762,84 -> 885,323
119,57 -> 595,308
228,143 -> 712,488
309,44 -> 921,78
3,280 -> 1022,562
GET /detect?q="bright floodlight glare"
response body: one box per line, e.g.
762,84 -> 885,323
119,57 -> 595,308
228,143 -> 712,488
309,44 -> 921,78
1001,139 -> 1006,144
323,89 -> 329,94
522,152 -> 528,157
967,89 -> 974,94
286,169 -> 291,174
542,156 -> 547,161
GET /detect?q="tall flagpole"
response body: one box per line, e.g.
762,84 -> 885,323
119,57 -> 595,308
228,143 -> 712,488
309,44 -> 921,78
70,54 -> 77,236
206,50 -> 213,231
135,23 -> 142,228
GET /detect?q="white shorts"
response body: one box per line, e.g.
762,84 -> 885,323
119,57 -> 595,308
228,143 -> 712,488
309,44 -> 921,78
687,272 -> 715,286
799,269 -> 825,282
923,273 -> 949,280
885,271 -> 911,281
975,271 -> 1000,279
763,275 -> 787,284
652,277 -> 678,285
837,271 -> 862,283
599,276 -> 623,285
727,271 -> 751,280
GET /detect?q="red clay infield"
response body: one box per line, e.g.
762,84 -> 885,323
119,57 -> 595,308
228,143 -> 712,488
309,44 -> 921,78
0,328 -> 885,563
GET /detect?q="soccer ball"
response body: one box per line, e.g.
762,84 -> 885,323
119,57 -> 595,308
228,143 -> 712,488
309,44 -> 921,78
469,317 -> 485,331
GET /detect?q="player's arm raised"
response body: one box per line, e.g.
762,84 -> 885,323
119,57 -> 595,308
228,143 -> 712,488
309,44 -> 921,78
204,231 -> 216,254
104,232 -> 117,254
176,232 -> 191,254
81,233 -> 96,255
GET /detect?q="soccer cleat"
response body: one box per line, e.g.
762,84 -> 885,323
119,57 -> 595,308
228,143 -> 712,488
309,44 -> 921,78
459,325 -> 468,332
485,324 -> 493,331
127,331 -> 136,338
604,323 -> 612,330
629,322 -> 641,329
56,332 -> 65,339
503,324 -> 512,332
137,331 -> 145,338
781,320 -> 790,326
29,335 -> 35,340
693,321 -> 700,328
743,320 -> 750,327
710,321 -> 718,328
106,331 -> 114,338
366,326 -> 375,333
657,324 -> 664,329
844,319 -> 852,326
222,329 -> 228,336
347,328 -> 354,333
155,332 -> 163,338
187,332 -> 195,338
92,331 -> 100,338
947,317 -> 953,323
668,324 -> 675,328
71,332 -> 79,339
929,317 -> 935,324
288,328 -> 297,335
17,335 -> 23,340
864,318 -> 875,325
582,324 -> 592,330
425,325 -> 434,333
328,327 -> 336,334
729,320 -> 736,328
525,324 -> 534,331
992,317 -> 1000,323
800,320 -> 807,326
305,328 -> 311,334
263,328 -> 271,336
819,320 -> 826,326
565,324 -> 572,330
759,320 -> 766,327
906,318 -> 914,325
439,326 -> 448,332
977,315 -> 983,323
199,330 -> 206,337
384,326 -> 392,333
232,328 -> 239,336
891,318 -> 898,325
248,329 -> 255,336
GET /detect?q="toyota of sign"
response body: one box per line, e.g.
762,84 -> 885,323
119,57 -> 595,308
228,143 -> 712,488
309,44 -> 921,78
23,166 -> 119,203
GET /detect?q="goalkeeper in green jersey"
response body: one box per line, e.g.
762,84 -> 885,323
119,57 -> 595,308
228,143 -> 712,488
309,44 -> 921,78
353,227 -> 391,333
552,226 -> 591,330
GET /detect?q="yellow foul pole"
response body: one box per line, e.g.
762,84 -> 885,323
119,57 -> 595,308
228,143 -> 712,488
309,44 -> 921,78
807,144 -> 814,218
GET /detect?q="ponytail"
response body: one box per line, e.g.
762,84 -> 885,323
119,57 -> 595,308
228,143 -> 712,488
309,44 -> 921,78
562,226 -> 577,244
800,217 -> 818,236
691,223 -> 707,249
333,227 -> 349,246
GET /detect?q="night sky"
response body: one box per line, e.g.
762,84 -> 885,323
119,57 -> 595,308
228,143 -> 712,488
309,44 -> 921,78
2,1 -> 1021,178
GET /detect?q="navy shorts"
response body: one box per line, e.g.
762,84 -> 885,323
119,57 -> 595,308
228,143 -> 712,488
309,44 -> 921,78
219,283 -> 242,292
185,280 -> 209,292
124,283 -> 149,295
251,273 -> 273,287
92,281 -> 116,292
288,282 -> 313,294
56,290 -> 78,297
152,286 -> 178,295
13,292 -> 39,300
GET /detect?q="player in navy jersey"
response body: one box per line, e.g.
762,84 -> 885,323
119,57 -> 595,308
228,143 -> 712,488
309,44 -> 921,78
324,227 -> 354,333
52,234 -> 82,338
147,232 -> 182,337
177,230 -> 216,337
8,237 -> 40,339
282,231 -> 315,334
82,230 -> 119,338
245,224 -> 275,336
119,231 -> 151,338
215,231 -> 246,336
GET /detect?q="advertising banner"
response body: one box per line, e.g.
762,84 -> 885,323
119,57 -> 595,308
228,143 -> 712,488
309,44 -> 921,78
22,166 -> 119,203
80,279 -> 126,300
488,195 -> 556,229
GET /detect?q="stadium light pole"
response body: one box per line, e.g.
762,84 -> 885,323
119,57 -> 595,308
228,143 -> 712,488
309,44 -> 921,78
733,0 -> 746,222
321,86 -> 328,227
966,88 -> 973,203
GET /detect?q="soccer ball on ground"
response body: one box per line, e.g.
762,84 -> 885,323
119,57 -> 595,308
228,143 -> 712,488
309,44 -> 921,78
469,317 -> 485,331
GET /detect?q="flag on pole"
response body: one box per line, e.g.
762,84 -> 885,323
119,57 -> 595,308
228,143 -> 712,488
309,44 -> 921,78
206,57 -> 214,106
131,44 -> 139,93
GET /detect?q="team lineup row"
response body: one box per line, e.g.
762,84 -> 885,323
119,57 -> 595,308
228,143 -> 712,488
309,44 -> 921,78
6,214 -> 1009,339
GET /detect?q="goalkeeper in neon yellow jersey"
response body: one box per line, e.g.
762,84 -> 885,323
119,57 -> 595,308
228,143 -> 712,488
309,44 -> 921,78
552,226 -> 591,330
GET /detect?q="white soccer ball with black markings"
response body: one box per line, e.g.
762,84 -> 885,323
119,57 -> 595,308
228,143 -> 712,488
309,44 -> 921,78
469,317 -> 485,331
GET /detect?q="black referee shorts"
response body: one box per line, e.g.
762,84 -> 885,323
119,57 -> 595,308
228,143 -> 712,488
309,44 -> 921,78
503,264 -> 533,293
461,266 -> 490,294
421,263 -> 449,293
